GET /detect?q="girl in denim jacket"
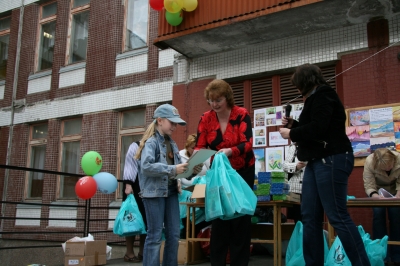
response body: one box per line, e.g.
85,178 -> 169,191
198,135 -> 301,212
135,104 -> 188,266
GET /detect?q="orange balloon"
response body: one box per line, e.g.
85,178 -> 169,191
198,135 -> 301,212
75,176 -> 97,200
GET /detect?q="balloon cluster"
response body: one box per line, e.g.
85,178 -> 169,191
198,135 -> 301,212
150,0 -> 198,27
75,151 -> 118,200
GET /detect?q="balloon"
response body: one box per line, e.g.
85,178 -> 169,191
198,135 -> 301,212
164,0 -> 183,13
182,0 -> 197,12
75,176 -> 97,200
165,10 -> 183,26
81,151 -> 103,176
93,172 -> 118,194
150,0 -> 164,11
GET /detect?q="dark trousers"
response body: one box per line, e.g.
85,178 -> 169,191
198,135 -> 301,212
209,165 -> 255,266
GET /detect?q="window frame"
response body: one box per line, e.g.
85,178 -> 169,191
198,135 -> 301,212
122,0 -> 149,52
116,108 -> 146,199
35,1 -> 57,72
25,123 -> 48,200
65,0 -> 90,65
0,16 -> 11,81
57,118 -> 82,200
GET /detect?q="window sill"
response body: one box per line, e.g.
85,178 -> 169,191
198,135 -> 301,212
59,62 -> 86,74
28,69 -> 52,81
109,200 -> 122,208
0,80 -> 5,86
49,200 -> 78,210
116,47 -> 148,61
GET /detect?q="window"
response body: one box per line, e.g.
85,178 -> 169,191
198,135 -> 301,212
67,0 -> 90,64
37,2 -> 57,71
0,17 -> 11,80
124,0 -> 148,51
26,124 -> 48,199
117,109 -> 146,198
59,118 -> 82,199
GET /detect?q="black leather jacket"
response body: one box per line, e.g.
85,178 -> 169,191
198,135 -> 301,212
289,85 -> 352,161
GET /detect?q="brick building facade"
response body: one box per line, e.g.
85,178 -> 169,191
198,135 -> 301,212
0,0 -> 399,244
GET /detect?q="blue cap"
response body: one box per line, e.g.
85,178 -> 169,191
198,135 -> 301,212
153,104 -> 186,126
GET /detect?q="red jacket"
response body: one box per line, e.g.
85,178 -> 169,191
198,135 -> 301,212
195,105 -> 255,170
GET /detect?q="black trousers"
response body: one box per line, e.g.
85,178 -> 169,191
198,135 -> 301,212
209,165 -> 255,266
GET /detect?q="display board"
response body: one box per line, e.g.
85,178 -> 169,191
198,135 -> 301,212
345,102 -> 400,166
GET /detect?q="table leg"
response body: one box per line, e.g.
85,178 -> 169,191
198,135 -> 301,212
277,205 -> 282,266
186,205 -> 191,262
273,205 -> 278,266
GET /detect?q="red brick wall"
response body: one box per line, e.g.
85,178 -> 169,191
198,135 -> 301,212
172,78 -> 213,148
339,45 -> 400,234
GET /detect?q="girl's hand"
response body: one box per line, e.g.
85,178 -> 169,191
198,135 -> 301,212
216,148 -> 232,157
193,164 -> 203,175
176,163 -> 189,175
125,184 -> 133,195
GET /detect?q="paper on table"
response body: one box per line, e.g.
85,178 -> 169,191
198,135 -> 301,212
175,149 -> 216,179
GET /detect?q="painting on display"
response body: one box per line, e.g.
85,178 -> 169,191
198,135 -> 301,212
369,107 -> 395,151
346,126 -> 371,157
254,109 -> 266,127
253,127 -> 267,147
269,131 -> 289,146
253,149 -> 266,176
265,147 -> 284,172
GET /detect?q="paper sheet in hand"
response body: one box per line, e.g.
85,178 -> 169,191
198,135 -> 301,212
175,149 -> 216,179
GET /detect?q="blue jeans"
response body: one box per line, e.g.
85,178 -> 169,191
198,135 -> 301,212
302,152 -> 370,266
142,186 -> 180,266
373,206 -> 400,262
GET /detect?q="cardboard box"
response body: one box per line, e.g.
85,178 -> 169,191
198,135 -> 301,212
183,184 -> 206,203
160,239 -> 205,264
286,192 -> 301,203
64,240 -> 107,266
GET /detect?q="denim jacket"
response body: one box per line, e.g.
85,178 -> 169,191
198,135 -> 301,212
138,131 -> 182,198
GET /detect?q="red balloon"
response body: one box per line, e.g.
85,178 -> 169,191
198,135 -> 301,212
150,0 -> 164,11
75,176 -> 97,200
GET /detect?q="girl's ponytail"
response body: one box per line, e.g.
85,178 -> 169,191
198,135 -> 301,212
135,121 -> 157,159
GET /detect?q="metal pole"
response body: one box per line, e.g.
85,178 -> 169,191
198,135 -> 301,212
1,0 -> 25,236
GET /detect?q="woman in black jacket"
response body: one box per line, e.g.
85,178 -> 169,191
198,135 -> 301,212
279,64 -> 370,266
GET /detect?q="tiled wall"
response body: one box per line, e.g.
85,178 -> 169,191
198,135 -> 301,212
176,23 -> 369,83
159,48 -> 176,68
27,75 -> 52,94
389,14 -> 400,44
116,54 -> 148,76
0,84 -> 4,99
59,68 -> 86,88
15,207 -> 41,226
0,0 -> 38,13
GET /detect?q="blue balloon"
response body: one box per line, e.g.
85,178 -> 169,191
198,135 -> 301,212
93,172 -> 118,194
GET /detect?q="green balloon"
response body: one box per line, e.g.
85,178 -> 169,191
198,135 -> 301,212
81,151 -> 103,176
165,10 -> 183,26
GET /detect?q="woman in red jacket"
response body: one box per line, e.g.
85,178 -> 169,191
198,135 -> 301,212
195,79 -> 255,266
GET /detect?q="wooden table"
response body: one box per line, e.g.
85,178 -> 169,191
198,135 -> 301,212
327,198 -> 400,247
183,200 -> 298,266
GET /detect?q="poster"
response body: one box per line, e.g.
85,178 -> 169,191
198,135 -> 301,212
253,127 -> 267,147
369,107 -> 395,151
269,131 -> 289,146
253,149 -> 266,176
346,126 -> 371,157
265,147 -> 284,172
254,109 -> 266,127
266,106 -> 284,126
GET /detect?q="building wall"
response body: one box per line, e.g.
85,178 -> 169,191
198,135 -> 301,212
173,15 -> 400,234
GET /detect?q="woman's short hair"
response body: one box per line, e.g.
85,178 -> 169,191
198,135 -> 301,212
204,79 -> 235,108
372,148 -> 397,170
185,133 -> 197,150
291,64 -> 328,96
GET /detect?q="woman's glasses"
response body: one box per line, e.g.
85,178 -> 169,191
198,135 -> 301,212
207,98 -> 225,104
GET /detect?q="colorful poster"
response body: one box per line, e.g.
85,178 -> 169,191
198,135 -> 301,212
254,109 -> 266,127
253,127 -> 267,147
265,147 -> 284,172
369,107 -> 395,151
394,122 -> 400,151
265,106 -> 284,126
346,126 -> 371,157
269,131 -> 289,146
349,110 -> 370,126
253,149 -> 266,176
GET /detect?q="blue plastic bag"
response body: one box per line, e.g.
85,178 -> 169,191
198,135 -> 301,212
358,226 -> 388,266
286,222 -> 329,266
113,194 -> 146,237
205,153 -> 257,221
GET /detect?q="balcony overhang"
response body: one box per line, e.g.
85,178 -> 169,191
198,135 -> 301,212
154,0 -> 399,58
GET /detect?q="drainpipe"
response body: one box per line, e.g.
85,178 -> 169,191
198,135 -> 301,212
1,0 -> 25,235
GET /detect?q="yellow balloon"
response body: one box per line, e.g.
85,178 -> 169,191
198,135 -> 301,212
183,0 -> 197,12
164,0 -> 183,13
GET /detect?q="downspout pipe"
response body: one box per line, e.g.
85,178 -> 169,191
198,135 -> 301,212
1,0 -> 25,236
